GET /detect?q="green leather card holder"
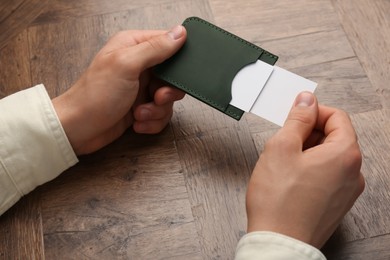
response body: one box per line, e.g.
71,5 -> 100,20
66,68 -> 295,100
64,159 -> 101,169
154,16 -> 278,120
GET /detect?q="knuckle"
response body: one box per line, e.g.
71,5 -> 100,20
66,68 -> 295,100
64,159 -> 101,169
146,38 -> 158,48
145,38 -> 164,53
357,173 -> 366,195
341,144 -> 362,172
334,108 -> 348,118
337,110 -> 358,135
110,51 -> 125,65
110,50 -> 141,73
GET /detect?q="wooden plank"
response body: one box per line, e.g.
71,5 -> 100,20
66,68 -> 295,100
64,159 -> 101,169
259,29 -> 355,70
331,0 -> 390,109
0,193 -> 45,259
28,16 -> 104,97
171,96 -> 258,259
97,0 -> 215,30
210,0 -> 356,71
210,0 -> 341,42
0,0 -> 48,50
294,58 -> 381,114
32,0 -> 209,25
0,30 -> 31,97
323,233 -> 390,260
32,0 -> 171,25
347,109 -> 390,240
40,129 -> 202,259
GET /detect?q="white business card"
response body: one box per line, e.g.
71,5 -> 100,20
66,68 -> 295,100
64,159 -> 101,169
230,60 -> 317,126
230,60 -> 274,112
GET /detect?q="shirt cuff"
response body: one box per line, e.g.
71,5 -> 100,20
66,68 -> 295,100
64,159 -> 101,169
235,231 -> 326,260
0,84 -> 78,215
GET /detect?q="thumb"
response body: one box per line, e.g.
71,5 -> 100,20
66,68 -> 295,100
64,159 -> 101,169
280,92 -> 319,144
129,25 -> 186,72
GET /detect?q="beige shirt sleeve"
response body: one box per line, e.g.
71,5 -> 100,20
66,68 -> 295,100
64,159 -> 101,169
235,231 -> 326,260
0,84 -> 78,215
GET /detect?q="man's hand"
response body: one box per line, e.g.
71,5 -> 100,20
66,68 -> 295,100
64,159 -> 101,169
246,92 -> 365,248
52,26 -> 187,155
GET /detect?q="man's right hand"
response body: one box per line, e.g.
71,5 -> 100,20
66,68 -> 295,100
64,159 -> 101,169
246,91 -> 365,248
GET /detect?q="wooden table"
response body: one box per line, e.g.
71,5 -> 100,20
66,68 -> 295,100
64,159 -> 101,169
1,0 -> 389,259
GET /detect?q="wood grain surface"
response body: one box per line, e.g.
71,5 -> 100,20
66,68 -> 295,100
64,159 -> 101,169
0,0 -> 389,259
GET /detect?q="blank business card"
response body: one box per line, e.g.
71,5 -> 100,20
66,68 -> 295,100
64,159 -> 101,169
230,60 -> 274,112
230,61 -> 317,126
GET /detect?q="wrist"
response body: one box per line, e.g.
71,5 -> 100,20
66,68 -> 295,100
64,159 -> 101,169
52,88 -> 86,155
247,214 -> 318,248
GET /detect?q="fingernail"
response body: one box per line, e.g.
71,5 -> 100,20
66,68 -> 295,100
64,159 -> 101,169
168,25 -> 184,40
295,92 -> 315,107
139,108 -> 151,120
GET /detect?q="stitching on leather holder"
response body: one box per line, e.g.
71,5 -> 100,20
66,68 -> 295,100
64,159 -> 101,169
159,17 -> 276,119
184,17 -> 277,60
